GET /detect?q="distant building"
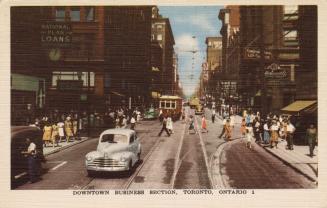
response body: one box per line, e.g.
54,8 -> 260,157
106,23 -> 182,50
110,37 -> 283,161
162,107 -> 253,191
151,7 -> 175,95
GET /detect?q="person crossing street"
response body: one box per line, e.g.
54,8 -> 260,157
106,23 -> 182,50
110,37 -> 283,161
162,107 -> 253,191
158,116 -> 170,137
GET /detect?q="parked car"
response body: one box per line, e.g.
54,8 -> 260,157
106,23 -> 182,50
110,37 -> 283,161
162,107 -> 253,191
85,128 -> 141,176
11,126 -> 44,185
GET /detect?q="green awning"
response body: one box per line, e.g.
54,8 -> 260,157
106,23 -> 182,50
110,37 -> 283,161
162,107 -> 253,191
281,100 -> 317,114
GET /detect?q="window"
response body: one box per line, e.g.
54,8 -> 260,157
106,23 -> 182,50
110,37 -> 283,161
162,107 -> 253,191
284,30 -> 298,41
85,7 -> 95,21
166,102 -> 171,108
157,34 -> 162,41
171,102 -> 176,109
70,7 -> 80,21
156,24 -> 163,29
160,101 -> 165,108
284,5 -> 298,14
55,8 -> 65,21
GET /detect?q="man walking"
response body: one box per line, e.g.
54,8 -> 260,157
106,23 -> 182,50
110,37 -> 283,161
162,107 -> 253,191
286,120 -> 296,150
211,109 -> 216,123
158,116 -> 170,137
21,138 -> 41,183
218,117 -> 227,139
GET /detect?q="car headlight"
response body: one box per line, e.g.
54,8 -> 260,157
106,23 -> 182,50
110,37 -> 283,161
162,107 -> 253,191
120,156 -> 128,162
86,155 -> 93,161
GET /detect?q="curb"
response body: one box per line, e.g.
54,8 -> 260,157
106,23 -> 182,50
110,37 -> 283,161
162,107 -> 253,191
260,145 -> 317,182
44,137 -> 94,157
209,138 -> 241,189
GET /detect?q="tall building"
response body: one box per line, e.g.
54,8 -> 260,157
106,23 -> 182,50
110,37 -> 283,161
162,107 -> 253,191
104,6 -> 153,108
218,6 -> 240,113
151,7 -> 175,95
11,6 -> 106,124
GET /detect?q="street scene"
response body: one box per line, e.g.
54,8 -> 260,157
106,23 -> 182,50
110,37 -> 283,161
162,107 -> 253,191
11,5 -> 317,190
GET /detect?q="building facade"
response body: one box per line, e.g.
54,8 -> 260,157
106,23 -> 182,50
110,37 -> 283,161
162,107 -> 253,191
151,7 -> 175,95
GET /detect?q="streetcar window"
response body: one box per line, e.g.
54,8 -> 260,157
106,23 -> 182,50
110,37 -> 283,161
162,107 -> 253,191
160,101 -> 165,108
166,102 -> 171,108
171,102 -> 176,109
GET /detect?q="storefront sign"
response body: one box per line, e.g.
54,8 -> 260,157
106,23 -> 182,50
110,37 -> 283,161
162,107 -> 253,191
264,63 -> 287,79
41,22 -> 72,47
244,48 -> 272,60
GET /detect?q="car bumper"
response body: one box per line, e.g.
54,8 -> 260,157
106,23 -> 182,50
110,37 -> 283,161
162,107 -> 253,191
86,165 -> 129,172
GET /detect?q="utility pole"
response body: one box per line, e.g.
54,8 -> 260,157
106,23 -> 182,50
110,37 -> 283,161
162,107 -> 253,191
260,6 -> 267,116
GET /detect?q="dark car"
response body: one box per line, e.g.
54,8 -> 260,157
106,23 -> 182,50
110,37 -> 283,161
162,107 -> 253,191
11,126 -> 44,185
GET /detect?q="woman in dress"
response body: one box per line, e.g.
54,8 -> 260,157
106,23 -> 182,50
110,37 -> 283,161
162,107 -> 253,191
51,122 -> 59,147
201,115 -> 208,133
43,122 -> 53,147
241,118 -> 246,138
167,115 -> 174,134
224,119 -> 232,141
270,120 -> 279,148
64,116 -> 74,143
57,120 -> 65,143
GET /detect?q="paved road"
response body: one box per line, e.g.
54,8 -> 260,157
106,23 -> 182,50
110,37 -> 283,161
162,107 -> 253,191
15,120 -> 163,190
222,139 -> 316,189
173,108 -> 211,189
13,107 -> 316,189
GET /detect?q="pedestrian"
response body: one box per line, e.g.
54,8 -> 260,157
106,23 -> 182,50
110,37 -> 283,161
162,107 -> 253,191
224,119 -> 232,141
51,122 -> 59,147
158,116 -> 171,137
42,122 -> 52,147
21,138 -> 41,183
218,117 -> 227,139
263,120 -> 270,144
270,120 -> 279,148
306,124 -> 317,157
230,114 -> 235,129
182,109 -> 186,121
286,120 -> 296,150
201,115 -> 208,133
65,116 -> 74,142
130,116 -> 136,130
245,129 -> 253,149
73,118 -> 78,140
188,115 -> 196,134
57,120 -> 65,143
241,118 -> 246,138
253,117 -> 261,143
167,115 -> 174,134
121,115 -> 127,128
211,109 -> 216,123
245,113 -> 251,126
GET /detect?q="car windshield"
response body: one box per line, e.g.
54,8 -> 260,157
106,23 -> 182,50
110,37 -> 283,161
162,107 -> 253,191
101,134 -> 128,144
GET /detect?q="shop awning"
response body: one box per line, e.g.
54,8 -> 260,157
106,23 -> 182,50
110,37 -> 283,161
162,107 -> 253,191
281,100 -> 317,115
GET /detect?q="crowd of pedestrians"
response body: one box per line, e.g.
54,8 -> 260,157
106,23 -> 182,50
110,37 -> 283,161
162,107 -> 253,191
28,107 -> 146,148
216,109 -> 317,157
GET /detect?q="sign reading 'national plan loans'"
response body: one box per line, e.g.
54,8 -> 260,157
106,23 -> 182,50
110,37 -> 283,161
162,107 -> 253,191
41,22 -> 72,47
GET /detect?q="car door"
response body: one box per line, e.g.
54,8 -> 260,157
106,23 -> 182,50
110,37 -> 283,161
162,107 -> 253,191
129,134 -> 138,156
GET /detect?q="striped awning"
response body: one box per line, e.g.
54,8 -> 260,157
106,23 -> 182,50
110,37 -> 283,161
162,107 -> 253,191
281,100 -> 317,114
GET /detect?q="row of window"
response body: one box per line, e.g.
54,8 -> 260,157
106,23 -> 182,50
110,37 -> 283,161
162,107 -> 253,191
55,7 -> 95,22
160,100 -> 177,109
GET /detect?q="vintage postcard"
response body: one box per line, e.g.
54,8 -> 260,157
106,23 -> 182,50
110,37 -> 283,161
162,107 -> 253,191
0,0 -> 326,208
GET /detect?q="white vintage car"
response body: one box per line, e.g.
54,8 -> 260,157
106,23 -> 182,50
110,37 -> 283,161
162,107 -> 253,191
85,128 -> 141,176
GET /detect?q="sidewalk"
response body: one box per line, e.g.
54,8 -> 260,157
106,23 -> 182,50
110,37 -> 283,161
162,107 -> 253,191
43,136 -> 91,156
261,139 -> 318,182
212,112 -> 318,183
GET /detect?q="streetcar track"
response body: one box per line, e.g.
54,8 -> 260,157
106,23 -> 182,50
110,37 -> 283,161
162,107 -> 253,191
122,136 -> 163,189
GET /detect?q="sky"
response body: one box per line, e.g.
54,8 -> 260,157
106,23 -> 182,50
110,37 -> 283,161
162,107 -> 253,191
158,6 -> 223,97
